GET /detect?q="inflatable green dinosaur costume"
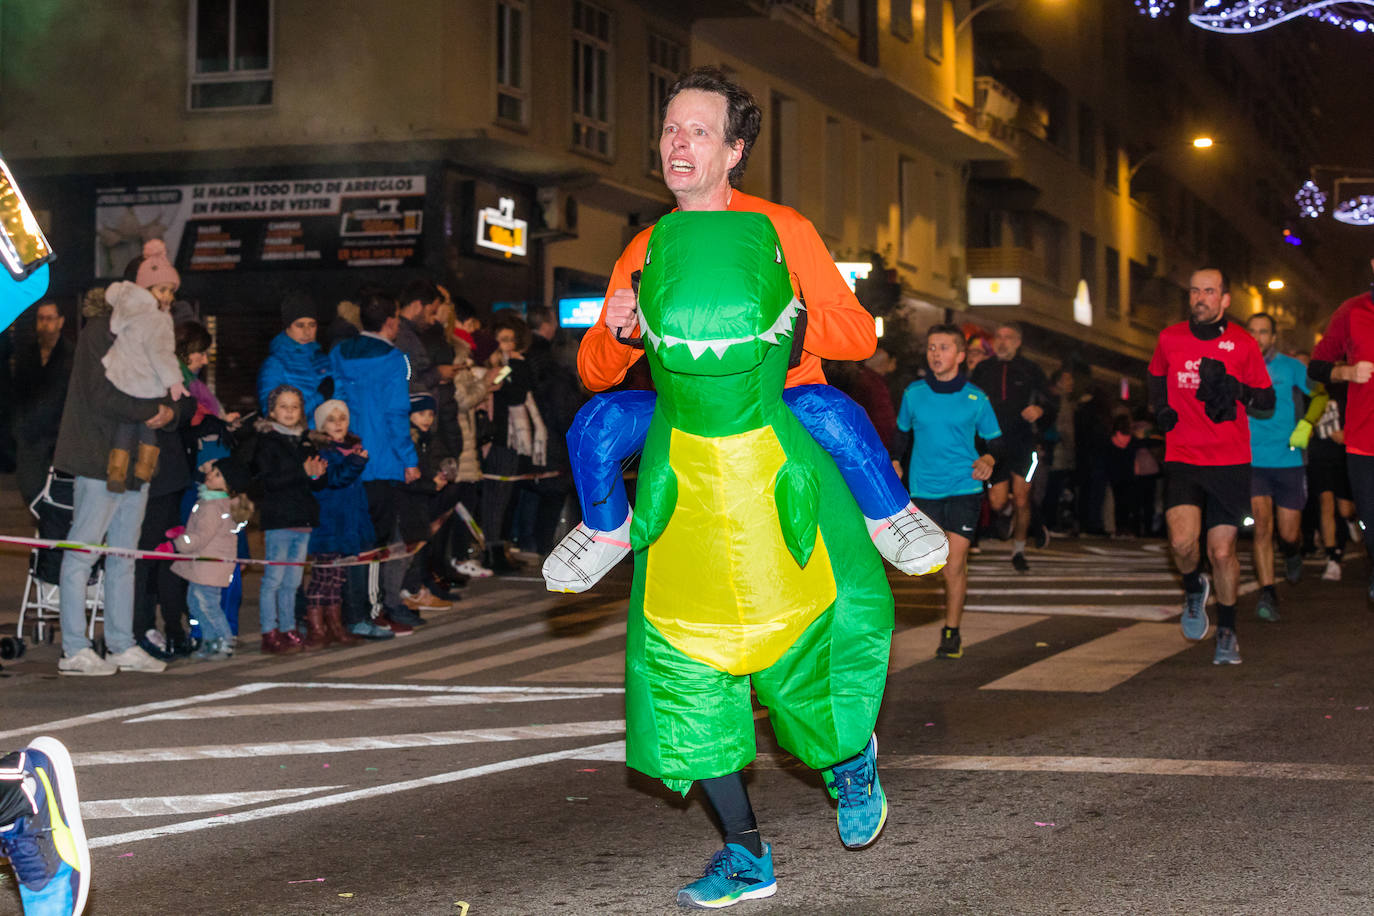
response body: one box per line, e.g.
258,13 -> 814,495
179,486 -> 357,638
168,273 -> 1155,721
624,210 -> 895,793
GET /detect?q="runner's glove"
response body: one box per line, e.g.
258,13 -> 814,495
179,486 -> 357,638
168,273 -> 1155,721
1289,419 -> 1313,450
1196,357 -> 1241,423
1155,406 -> 1179,433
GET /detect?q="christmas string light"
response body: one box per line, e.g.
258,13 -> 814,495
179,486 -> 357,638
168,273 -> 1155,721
1136,0 -> 1177,17
1295,180 -> 1327,218
1333,196 -> 1374,226
1189,0 -> 1374,33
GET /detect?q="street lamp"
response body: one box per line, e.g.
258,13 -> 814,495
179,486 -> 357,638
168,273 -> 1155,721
1126,136 -> 1214,184
1267,279 -> 1285,291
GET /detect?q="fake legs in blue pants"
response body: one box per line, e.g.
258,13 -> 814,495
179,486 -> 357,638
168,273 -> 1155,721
568,385 -> 909,532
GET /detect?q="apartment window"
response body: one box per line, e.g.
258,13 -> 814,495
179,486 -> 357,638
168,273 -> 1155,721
188,0 -> 273,110
647,34 -> 684,175
1079,231 -> 1097,287
824,118 -> 845,237
571,1 -> 614,157
1077,103 -> 1096,174
771,93 -> 800,209
924,0 -> 944,62
496,0 -> 529,125
1103,124 -> 1120,191
891,0 -> 914,40
1104,245 -> 1121,318
899,157 -> 921,265
860,134 -> 880,248
831,0 -> 861,34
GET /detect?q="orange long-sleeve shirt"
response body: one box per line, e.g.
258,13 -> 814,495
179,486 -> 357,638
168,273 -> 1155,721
577,190 -> 877,391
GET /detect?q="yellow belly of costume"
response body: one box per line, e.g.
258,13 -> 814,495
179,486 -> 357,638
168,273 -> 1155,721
644,424 -> 836,675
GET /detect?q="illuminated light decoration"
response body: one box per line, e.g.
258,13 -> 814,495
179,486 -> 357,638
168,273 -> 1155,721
1282,229 -> 1303,246
1136,0 -> 1177,16
1295,180 -> 1327,217
1189,0 -> 1374,34
1333,195 -> 1374,226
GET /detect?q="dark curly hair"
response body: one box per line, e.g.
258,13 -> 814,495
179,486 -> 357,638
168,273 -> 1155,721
663,66 -> 762,187
174,320 -> 213,363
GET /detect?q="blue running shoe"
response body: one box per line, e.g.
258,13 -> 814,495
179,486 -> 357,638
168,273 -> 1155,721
1180,575 -> 1211,641
1255,590 -> 1279,623
1213,627 -> 1242,665
676,843 -> 776,909
0,736 -> 91,916
823,734 -> 888,850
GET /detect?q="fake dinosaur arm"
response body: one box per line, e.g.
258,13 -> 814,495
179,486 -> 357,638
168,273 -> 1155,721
774,459 -> 820,568
631,462 -> 678,549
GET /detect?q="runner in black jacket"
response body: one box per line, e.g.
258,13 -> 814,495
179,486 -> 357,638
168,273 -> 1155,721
969,321 -> 1055,571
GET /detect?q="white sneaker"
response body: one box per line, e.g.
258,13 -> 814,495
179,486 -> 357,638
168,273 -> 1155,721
105,644 -> 167,673
57,647 -> 117,677
543,513 -> 633,593
866,503 -> 949,576
453,558 -> 493,579
1322,559 -> 1342,581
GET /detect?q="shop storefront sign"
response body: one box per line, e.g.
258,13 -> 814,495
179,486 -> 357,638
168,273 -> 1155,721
968,276 -> 1021,306
94,174 -> 427,276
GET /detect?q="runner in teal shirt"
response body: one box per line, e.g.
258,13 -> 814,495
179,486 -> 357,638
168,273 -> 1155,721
1244,312 -> 1312,620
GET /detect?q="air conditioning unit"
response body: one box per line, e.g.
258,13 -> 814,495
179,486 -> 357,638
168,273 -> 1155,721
534,187 -> 579,239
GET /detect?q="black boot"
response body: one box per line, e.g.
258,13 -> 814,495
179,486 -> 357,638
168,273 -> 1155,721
486,544 -> 516,574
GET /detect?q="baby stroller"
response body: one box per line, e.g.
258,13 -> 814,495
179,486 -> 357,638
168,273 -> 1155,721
16,469 -> 105,652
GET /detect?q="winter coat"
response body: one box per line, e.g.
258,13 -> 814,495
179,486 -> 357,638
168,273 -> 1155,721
308,432 -> 374,555
14,335 -> 73,440
101,281 -> 182,398
236,418 -> 320,530
395,316 -> 438,394
446,369 -> 487,483
328,333 -> 416,482
257,331 -> 330,425
53,313 -> 167,484
171,491 -> 247,587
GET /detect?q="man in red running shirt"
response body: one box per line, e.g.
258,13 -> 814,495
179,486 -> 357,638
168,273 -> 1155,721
1308,257 -> 1374,606
1148,268 -> 1274,664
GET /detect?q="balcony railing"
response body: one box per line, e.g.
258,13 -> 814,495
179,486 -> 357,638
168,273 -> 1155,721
967,246 -> 1045,278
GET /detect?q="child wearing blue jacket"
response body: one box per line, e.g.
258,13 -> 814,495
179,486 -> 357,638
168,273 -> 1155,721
257,291 -> 329,426
305,399 -> 390,643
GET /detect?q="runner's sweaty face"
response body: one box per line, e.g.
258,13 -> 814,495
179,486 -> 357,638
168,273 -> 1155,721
1245,315 -> 1276,355
660,89 -> 744,211
1188,270 -> 1229,324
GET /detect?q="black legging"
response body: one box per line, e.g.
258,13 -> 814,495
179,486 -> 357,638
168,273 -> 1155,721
133,490 -> 188,642
1346,453 -> 1374,562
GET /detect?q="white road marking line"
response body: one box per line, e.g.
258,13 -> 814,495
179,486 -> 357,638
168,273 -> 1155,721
230,589 -> 556,677
409,621 -> 629,681
979,622 -> 1193,693
126,691 -> 615,722
965,588 -> 1181,596
751,754 -> 1374,783
887,613 -> 1050,673
87,739 -> 627,849
83,787 -> 343,819
324,604 -> 621,679
520,650 -> 625,684
165,586 -> 534,676
0,683 -> 276,743
964,604 -> 1176,621
955,574 -> 1176,582
72,720 -> 627,766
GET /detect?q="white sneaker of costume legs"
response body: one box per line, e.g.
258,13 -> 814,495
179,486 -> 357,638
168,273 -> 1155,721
543,512 -> 634,593
866,503 -> 949,576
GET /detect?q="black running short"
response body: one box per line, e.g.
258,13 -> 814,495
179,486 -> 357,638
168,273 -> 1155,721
1164,462 -> 1251,530
1307,438 -> 1351,501
914,493 -> 983,541
1251,465 -> 1307,512
990,441 -> 1036,486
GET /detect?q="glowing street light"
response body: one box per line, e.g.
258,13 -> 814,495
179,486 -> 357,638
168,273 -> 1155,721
1192,136 -> 1214,149
1267,279 -> 1285,291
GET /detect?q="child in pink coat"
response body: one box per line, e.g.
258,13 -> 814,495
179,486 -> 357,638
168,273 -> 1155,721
170,457 -> 254,660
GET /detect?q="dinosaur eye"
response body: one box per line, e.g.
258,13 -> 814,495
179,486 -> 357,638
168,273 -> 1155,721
775,246 -> 782,264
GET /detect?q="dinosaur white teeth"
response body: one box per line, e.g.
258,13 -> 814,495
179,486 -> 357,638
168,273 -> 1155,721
708,342 -> 732,359
685,340 -> 711,360
759,330 -> 779,346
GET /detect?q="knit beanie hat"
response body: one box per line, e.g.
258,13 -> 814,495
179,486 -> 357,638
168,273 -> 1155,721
135,239 -> 180,291
196,437 -> 231,470
314,398 -> 349,430
281,290 -> 317,327
409,392 -> 436,414
213,457 -> 253,496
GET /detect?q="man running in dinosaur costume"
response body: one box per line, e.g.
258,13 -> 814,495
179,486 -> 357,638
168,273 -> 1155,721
543,68 -> 947,598
552,67 -> 904,909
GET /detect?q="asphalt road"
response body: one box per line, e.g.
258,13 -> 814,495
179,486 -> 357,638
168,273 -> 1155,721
1,500 -> 1373,915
